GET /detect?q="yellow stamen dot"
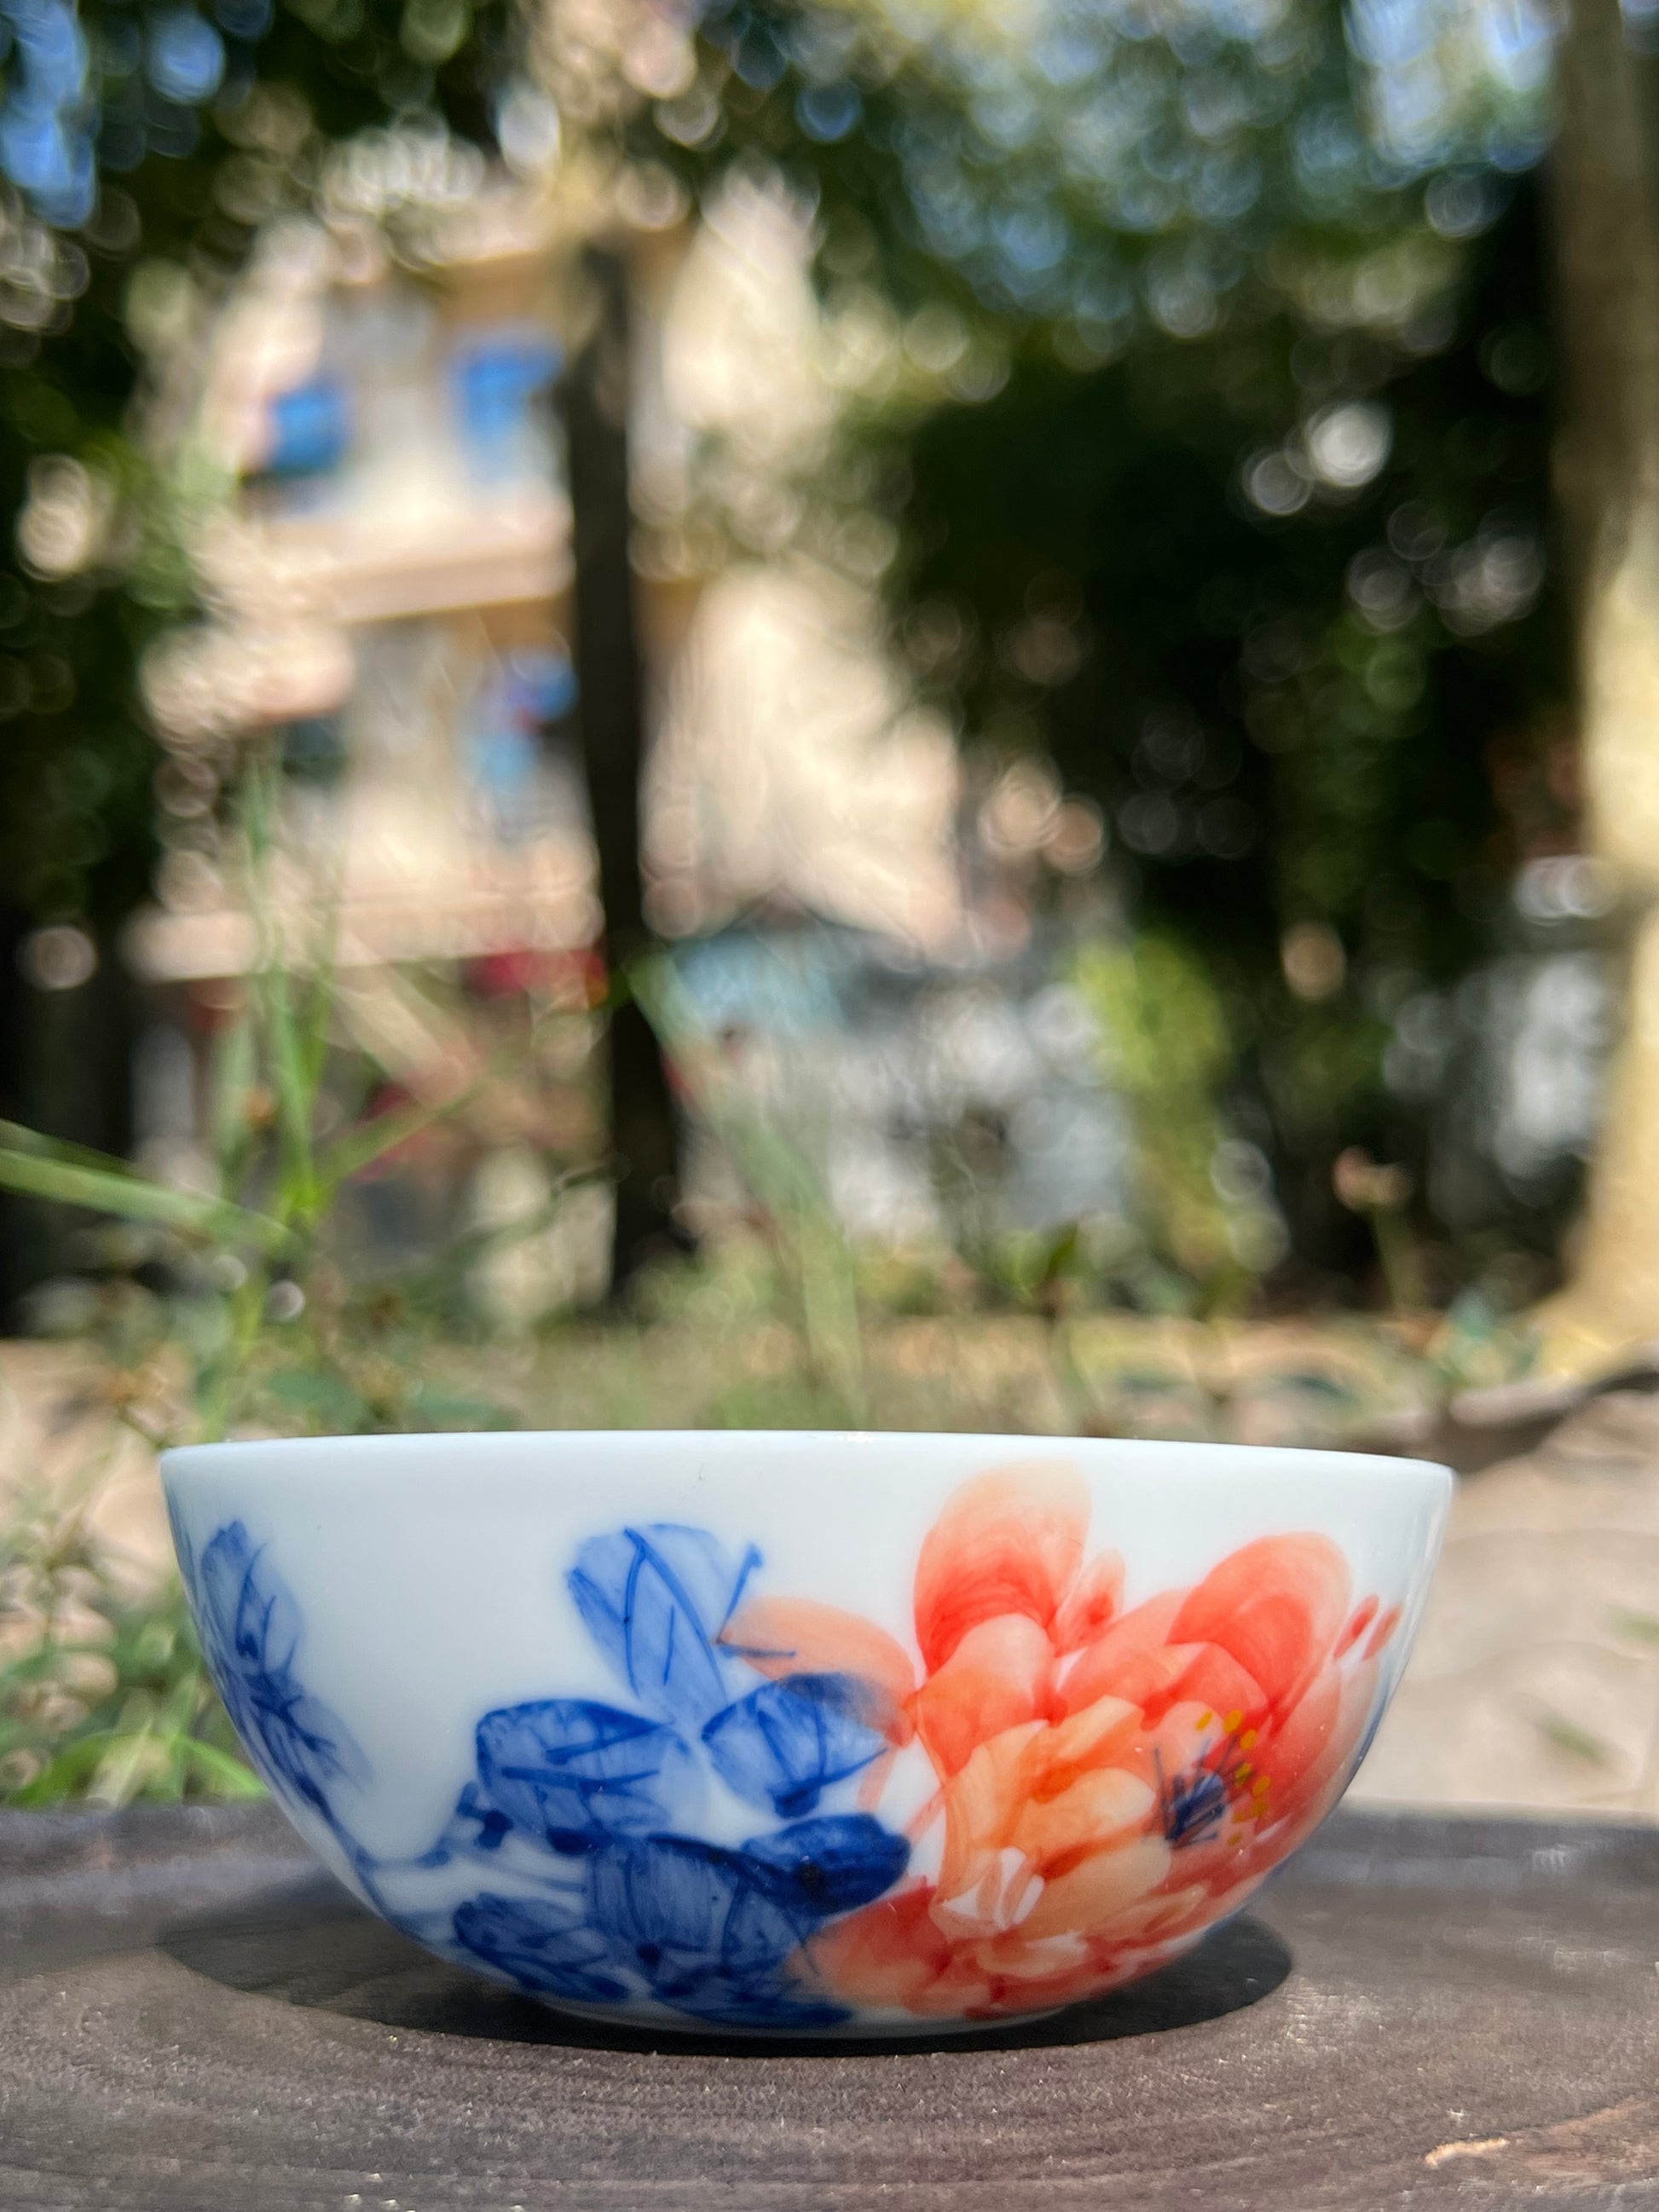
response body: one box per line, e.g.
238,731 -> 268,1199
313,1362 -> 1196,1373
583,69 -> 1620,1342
1240,1730 -> 1257,1751
1196,1712 -> 1213,1730
1252,1775 -> 1271,1796
1224,1711 -> 1243,1734
1235,1763 -> 1252,1781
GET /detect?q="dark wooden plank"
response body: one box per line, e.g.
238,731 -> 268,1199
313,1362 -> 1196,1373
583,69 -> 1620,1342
0,1805 -> 1655,2210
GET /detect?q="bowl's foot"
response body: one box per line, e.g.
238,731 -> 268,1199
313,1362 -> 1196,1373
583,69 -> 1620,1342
527,1995 -> 1069,2042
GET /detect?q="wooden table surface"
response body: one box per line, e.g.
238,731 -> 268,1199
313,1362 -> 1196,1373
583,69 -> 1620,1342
1,1801 -> 1655,2210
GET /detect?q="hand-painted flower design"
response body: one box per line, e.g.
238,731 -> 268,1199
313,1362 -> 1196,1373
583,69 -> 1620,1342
180,1471 -> 1399,2031
418,1519 -> 912,2028
725,1464 -> 1400,2020
181,1517 -> 367,1822
178,1511 -> 913,2030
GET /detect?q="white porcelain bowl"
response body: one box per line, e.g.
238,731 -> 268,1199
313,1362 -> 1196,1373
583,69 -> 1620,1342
161,1430 -> 1449,2037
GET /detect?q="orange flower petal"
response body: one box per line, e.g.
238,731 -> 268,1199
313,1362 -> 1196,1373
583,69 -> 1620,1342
1258,1660 -> 1344,1808
1363,1603 -> 1402,1660
972,1927 -> 1092,1977
936,1720 -> 1047,1903
932,1844 -> 1045,1941
1052,1549 -> 1125,1653
1164,1642 -> 1270,1733
1335,1594 -> 1378,1658
1142,1697 -> 1223,1777
1147,1822 -> 1262,1903
1055,1588 -> 1188,1717
806,1879 -> 952,2007
912,1612 -> 1055,1779
968,1927 -> 1094,1992
1142,1696 -> 1258,1834
1113,1646 -> 1209,1722
1271,1651 -> 1379,1822
974,1961 -> 1117,2016
908,1957 -> 1006,2016
1095,1881 -> 1212,1945
1011,1764 -> 1156,1875
1020,1833 -> 1172,1942
1021,1694 -> 1143,1800
1170,1533 -> 1351,1713
1181,1871 -> 1267,1932
914,1462 -> 1089,1672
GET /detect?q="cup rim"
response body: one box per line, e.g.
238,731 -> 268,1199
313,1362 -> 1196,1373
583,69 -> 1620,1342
160,1429 -> 1453,1487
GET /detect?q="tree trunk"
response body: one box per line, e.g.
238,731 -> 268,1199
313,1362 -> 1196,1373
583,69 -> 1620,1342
1538,0 -> 1659,1364
0,910 -> 137,1324
561,243 -> 685,1293
0,902 -> 39,1321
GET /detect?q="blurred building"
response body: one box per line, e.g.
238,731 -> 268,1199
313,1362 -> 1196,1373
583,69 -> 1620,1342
127,159 -> 973,985
131,182 -> 594,997
113,155 -> 1136,1290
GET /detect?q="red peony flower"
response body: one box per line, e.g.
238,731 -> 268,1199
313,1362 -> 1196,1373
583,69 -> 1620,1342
725,1462 -> 1398,2019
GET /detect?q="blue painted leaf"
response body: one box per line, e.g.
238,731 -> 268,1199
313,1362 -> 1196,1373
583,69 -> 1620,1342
165,1500 -> 197,1602
260,1686 -> 371,1793
453,1892 -> 629,2005
722,1877 -> 814,1979
740,1815 -> 910,1922
197,1520 -> 293,1678
587,1834 -> 801,1982
702,1672 -> 887,1817
415,1781 -> 512,1865
567,1525 -> 758,1731
476,1699 -> 697,1849
193,1521 -> 367,1810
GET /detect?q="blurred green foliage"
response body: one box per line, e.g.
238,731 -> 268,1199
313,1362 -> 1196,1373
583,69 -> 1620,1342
0,854 -> 556,1452
0,764 -> 539,1805
889,179 -> 1566,1281
0,1478 -> 256,1805
633,0 -> 1570,1291
1075,933 -> 1260,1302
0,0 -> 512,930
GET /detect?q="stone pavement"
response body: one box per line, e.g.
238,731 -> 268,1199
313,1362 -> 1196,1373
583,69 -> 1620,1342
0,1343 -> 171,1587
1353,1389 -> 1659,1819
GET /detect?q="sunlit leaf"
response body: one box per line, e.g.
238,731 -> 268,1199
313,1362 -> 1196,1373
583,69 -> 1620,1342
0,1124 -> 294,1252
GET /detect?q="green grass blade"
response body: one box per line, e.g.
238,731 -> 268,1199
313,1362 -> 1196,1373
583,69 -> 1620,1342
89,1726 -> 162,1808
208,1010 -> 257,1186
9,1734 -> 121,1805
298,900 -> 344,1094
239,746 -> 324,1211
181,1738 -> 264,1797
0,1140 -> 295,1253
257,963 -> 316,1181
315,1088 -> 471,1193
0,1118 -> 169,1183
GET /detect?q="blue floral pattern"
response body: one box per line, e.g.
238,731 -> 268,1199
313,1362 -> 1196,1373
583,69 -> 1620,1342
175,1514 -> 910,2030
179,1518 -> 368,1819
